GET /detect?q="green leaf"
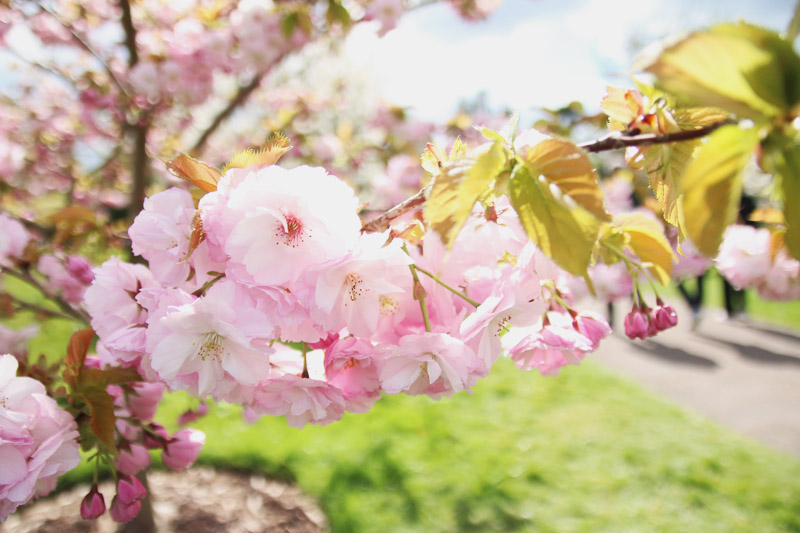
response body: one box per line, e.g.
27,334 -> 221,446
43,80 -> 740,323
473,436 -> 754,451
642,23 -> 793,120
509,165 -> 600,276
644,140 -> 699,227
522,138 -> 610,221
424,141 -> 507,247
679,125 -> 759,256
761,137 -> 800,261
614,213 -> 675,285
326,0 -> 351,27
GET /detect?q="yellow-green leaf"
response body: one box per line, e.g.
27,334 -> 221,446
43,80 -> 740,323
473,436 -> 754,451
679,125 -> 759,256
647,140 -> 699,227
614,213 -> 675,285
761,139 -> 800,261
424,141 -> 507,247
642,24 -> 788,120
523,138 -> 610,221
222,132 -> 292,173
166,154 -> 221,193
509,165 -> 599,276
673,107 -> 730,128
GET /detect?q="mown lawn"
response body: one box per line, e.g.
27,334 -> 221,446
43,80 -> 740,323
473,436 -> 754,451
57,355 -> 800,533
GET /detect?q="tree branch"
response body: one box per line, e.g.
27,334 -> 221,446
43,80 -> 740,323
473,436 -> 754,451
11,297 -> 77,322
361,186 -> 429,233
579,119 -> 733,153
361,120 -> 732,233
35,2 -> 129,97
189,74 -> 265,156
118,0 -> 139,66
3,268 -> 90,323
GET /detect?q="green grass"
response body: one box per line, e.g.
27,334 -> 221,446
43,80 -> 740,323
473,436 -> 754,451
60,359 -> 800,533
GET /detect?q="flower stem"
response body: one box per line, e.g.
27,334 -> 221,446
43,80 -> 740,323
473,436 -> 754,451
413,265 -> 480,307
401,245 -> 432,332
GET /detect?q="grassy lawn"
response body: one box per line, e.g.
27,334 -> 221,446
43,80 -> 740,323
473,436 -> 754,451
57,357 -> 800,532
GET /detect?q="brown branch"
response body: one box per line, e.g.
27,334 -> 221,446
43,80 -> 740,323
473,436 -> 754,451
3,268 -> 90,323
35,2 -> 128,97
118,0 -> 139,66
579,119 -> 733,153
189,74 -> 265,156
11,297 -> 77,322
361,186 -> 429,233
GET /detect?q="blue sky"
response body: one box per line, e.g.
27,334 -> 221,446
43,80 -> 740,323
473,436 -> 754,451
345,0 -> 796,122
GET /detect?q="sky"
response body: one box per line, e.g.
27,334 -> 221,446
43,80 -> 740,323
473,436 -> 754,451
344,0 -> 796,122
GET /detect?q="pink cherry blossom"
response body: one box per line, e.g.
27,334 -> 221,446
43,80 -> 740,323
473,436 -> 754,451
247,375 -> 347,428
377,332 -> 485,397
573,310 -> 612,350
146,280 -> 275,400
459,243 -> 546,367
0,355 -> 80,520
162,428 -> 205,471
211,165 -> 361,287
0,212 -> 29,268
312,232 -> 410,337
715,225 -> 771,290
503,312 -> 594,376
116,444 -> 151,476
324,337 -> 382,412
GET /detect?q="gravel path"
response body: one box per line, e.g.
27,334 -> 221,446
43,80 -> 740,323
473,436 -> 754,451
595,300 -> 800,458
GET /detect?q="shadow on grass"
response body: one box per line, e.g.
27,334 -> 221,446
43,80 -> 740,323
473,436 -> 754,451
323,441 -> 420,526
633,340 -> 719,368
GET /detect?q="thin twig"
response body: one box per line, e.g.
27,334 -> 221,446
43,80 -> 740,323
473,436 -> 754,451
4,268 -> 90,323
189,73 -> 266,156
361,185 -> 430,233
11,297 -> 77,321
35,1 -> 129,97
579,120 -> 732,153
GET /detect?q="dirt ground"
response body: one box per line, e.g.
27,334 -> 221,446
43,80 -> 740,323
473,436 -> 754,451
0,468 -> 327,533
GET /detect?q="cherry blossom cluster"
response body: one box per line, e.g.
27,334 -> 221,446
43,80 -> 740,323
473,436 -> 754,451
0,354 -> 81,520
715,225 -> 800,301
623,299 -> 678,340
74,356 -> 204,521
82,162 -> 612,433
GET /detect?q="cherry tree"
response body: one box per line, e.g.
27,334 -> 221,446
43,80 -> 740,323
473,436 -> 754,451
2,0 -> 800,528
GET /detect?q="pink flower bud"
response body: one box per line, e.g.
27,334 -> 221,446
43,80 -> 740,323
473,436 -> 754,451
162,429 -> 205,471
177,402 -> 209,427
624,306 -> 650,340
572,310 -> 611,350
116,474 -> 147,505
80,484 -> 105,520
116,444 -> 151,475
110,496 -> 142,523
127,382 -> 165,421
143,422 -> 169,449
653,303 -> 678,331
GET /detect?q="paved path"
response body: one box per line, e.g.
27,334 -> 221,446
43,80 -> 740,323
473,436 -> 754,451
593,301 -> 800,458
